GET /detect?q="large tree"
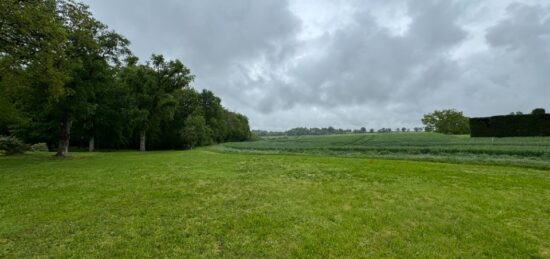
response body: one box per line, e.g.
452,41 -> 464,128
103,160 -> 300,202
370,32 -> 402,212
1,0 -> 129,157
51,1 -> 129,156
120,55 -> 194,151
0,0 -> 68,136
422,109 -> 470,135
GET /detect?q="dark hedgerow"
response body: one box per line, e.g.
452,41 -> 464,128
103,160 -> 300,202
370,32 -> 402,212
470,112 -> 550,137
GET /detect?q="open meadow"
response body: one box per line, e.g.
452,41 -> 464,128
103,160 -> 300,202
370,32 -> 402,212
1,137 -> 550,257
3,1 -> 550,257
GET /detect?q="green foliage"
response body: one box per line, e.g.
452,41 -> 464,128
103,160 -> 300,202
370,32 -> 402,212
30,143 -> 49,152
0,135 -> 27,155
0,96 -> 24,135
119,54 -> 195,151
0,0 -> 69,96
0,1 -> 251,153
1,0 -> 131,156
225,111 -> 251,141
470,113 -> 550,137
1,150 -> 549,257
116,60 -> 250,151
422,109 -> 470,135
0,0 -> 68,138
532,108 -> 546,115
182,114 -> 212,148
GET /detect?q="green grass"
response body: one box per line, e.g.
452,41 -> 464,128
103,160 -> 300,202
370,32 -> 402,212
221,133 -> 550,168
1,150 -> 549,257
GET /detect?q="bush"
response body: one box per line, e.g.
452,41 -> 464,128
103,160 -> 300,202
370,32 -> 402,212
532,108 -> 546,115
0,135 -> 28,155
31,142 -> 49,152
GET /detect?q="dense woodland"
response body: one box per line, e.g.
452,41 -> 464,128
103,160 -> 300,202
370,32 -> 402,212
0,0 -> 251,156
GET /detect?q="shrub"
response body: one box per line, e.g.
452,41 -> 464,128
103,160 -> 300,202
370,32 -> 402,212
31,142 -> 49,152
532,108 -> 546,115
0,135 -> 28,155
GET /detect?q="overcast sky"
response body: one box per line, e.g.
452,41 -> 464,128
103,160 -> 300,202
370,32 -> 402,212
82,0 -> 550,130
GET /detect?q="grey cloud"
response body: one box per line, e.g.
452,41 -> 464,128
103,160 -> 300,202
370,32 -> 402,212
82,0 -> 550,130
486,3 -> 550,50
84,0 -> 302,122
406,0 -> 467,49
85,0 -> 300,63
254,0 -> 467,111
482,3 -> 550,94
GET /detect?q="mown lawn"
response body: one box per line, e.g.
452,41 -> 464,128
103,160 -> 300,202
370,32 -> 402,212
1,150 -> 549,257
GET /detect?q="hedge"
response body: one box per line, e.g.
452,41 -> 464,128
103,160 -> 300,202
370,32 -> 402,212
470,114 -> 550,137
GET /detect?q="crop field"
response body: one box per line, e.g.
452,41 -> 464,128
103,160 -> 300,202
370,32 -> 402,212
221,133 -> 550,168
1,147 -> 550,257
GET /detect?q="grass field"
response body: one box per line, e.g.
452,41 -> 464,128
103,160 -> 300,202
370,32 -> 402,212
1,148 -> 549,257
221,133 -> 550,169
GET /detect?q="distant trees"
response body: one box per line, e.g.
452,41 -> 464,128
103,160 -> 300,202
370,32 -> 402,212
509,111 -> 524,116
286,127 -> 353,136
422,109 -> 470,135
253,126 -> 427,137
378,128 -> 392,133
0,0 -> 251,156
531,108 -> 546,115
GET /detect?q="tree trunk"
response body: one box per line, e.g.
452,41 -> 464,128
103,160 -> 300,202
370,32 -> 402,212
55,119 -> 72,157
139,130 -> 146,151
89,136 -> 95,152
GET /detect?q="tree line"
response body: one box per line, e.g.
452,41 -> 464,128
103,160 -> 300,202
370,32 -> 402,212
0,0 -> 251,156
253,109 -> 472,137
253,126 -> 425,137
254,108 -> 546,138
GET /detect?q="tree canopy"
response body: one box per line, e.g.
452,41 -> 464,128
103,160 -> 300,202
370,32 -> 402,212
421,109 -> 470,135
0,0 -> 251,156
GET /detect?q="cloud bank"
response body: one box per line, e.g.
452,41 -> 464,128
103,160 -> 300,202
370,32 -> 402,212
83,0 -> 550,130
